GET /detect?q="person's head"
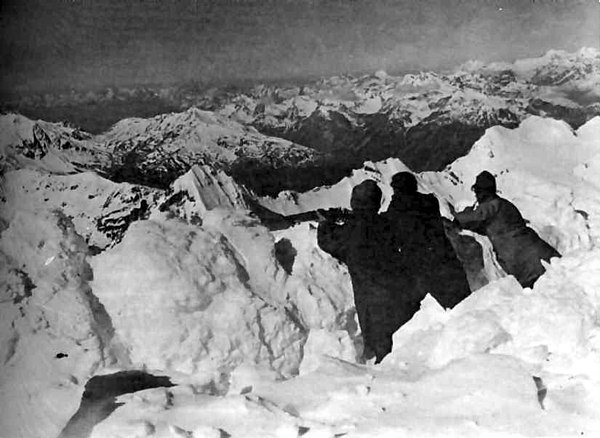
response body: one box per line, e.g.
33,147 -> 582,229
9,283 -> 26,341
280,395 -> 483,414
471,171 -> 496,202
350,179 -> 382,214
390,172 -> 418,195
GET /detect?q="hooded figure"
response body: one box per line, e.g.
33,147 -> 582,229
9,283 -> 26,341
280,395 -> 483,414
384,172 -> 471,308
451,171 -> 560,288
317,180 -> 414,363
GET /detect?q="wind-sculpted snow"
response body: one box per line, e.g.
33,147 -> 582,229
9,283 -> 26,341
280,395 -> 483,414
89,211 -> 306,378
0,210 -> 117,438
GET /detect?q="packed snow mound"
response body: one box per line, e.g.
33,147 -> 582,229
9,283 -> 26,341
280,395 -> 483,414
0,210 -> 115,438
424,115 -> 600,253
89,211 -> 305,378
0,113 -> 109,174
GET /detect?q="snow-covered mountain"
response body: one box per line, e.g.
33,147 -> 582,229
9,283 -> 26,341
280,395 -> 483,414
0,113 -> 110,174
2,49 -> 600,438
4,49 -> 600,180
0,108 -> 332,196
217,48 -> 599,172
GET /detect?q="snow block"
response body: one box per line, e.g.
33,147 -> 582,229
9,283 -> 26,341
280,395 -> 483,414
90,217 -> 305,378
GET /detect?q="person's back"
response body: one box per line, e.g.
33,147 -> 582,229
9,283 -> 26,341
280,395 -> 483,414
386,191 -> 449,256
385,172 -> 471,309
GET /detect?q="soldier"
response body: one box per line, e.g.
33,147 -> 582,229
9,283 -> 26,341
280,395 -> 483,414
385,172 -> 471,308
450,171 -> 560,288
317,180 -> 416,363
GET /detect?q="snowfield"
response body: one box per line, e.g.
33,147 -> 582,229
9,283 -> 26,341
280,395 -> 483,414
1,111 -> 600,437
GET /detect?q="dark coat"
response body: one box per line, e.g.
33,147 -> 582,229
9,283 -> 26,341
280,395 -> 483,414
317,213 -> 419,362
454,194 -> 560,288
384,192 -> 471,308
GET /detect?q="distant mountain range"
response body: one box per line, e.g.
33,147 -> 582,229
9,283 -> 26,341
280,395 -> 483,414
2,48 -> 599,195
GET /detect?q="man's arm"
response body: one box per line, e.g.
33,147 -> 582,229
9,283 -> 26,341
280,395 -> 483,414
453,201 -> 498,233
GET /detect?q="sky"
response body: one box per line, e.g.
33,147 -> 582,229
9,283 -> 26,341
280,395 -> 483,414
0,0 -> 599,95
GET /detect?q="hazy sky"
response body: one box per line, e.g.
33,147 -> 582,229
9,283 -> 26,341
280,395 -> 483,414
1,0 -> 599,95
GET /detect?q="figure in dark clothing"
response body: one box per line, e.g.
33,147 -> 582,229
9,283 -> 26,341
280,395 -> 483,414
317,180 -> 416,363
450,171 -> 561,288
384,172 -> 471,308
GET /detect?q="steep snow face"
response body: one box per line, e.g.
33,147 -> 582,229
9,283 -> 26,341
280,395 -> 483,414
89,210 -> 306,378
0,210 -> 115,438
0,113 -> 109,174
166,164 -> 250,221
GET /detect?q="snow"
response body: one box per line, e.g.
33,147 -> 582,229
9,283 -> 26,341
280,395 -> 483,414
424,116 -> 600,252
0,169 -> 160,249
89,211 -> 305,378
169,164 -> 249,219
99,107 -> 317,167
78,115 -> 600,437
257,158 -> 411,215
0,210 -> 113,438
3,86 -> 600,437
0,113 -> 108,174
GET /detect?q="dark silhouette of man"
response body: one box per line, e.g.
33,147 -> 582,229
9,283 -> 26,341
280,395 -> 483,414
450,171 -> 561,288
384,172 -> 471,309
317,180 -> 414,363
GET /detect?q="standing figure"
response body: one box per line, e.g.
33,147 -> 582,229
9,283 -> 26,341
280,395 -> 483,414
317,180 -> 414,363
450,171 -> 560,288
384,172 -> 471,308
